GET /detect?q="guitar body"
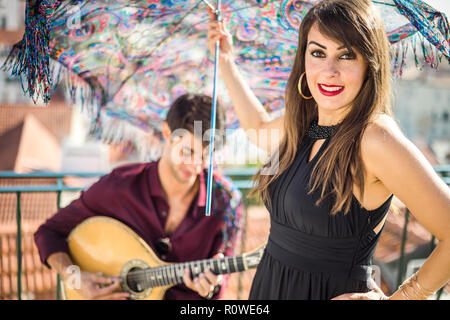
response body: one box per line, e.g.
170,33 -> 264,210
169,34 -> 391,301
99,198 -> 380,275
62,216 -> 171,300
61,216 -> 265,300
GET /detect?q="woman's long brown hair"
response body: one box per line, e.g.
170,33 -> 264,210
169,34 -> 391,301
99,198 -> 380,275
248,0 -> 393,214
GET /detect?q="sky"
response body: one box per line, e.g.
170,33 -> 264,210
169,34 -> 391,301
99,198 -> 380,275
424,0 -> 450,16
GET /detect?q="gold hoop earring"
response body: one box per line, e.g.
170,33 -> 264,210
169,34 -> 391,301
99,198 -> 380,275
298,72 -> 313,100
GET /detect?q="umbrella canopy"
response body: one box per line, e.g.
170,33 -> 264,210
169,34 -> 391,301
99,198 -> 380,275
2,0 -> 449,159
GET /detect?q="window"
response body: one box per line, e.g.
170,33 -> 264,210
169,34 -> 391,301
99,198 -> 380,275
0,16 -> 6,29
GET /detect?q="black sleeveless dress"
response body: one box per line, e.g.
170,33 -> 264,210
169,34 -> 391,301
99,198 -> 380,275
249,135 -> 393,300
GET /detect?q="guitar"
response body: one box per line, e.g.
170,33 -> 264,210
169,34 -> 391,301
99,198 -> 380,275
61,216 -> 265,300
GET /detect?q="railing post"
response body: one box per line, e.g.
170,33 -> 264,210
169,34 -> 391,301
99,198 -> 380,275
0,171 -> 106,301
16,191 -> 22,300
237,196 -> 249,300
56,189 -> 62,300
396,208 -> 410,288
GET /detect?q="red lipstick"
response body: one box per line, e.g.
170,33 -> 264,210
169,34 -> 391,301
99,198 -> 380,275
318,83 -> 344,96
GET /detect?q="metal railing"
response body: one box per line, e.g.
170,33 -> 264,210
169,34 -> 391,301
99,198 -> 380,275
0,169 -> 257,300
0,165 -> 448,300
0,172 -> 107,300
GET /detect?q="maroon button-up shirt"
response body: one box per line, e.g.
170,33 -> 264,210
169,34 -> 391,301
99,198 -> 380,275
34,160 -> 242,300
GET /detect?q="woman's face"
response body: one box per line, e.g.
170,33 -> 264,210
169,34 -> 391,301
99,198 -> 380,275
304,22 -> 368,120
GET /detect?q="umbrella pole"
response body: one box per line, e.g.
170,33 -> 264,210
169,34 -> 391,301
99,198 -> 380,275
205,0 -> 222,216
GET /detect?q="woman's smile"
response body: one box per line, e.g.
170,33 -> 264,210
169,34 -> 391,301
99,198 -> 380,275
318,83 -> 345,96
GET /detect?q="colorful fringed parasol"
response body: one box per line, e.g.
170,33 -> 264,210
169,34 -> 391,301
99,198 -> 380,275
1,0 -> 449,158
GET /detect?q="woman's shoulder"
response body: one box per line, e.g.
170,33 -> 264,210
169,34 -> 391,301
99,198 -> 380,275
360,113 -> 408,168
362,113 -> 403,145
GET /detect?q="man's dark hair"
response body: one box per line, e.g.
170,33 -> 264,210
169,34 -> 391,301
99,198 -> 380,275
165,93 -> 226,148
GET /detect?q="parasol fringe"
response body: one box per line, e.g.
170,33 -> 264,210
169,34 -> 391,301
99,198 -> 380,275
87,111 -> 253,163
90,113 -> 164,162
46,57 -> 106,133
47,58 -> 166,162
0,0 -> 60,104
1,24 -> 51,104
52,58 -> 165,162
390,32 -> 447,77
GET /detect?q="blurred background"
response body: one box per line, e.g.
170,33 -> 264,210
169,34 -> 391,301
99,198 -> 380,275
0,0 -> 449,300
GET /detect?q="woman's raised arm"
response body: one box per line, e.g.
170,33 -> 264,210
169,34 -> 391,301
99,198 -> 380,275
206,7 -> 284,152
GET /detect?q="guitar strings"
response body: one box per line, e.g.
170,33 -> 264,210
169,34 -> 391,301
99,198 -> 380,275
124,256 -> 244,286
124,262 -> 217,288
125,257 -> 228,282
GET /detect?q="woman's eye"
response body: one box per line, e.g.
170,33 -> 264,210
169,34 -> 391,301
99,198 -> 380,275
310,50 -> 356,60
311,50 -> 325,58
340,52 -> 356,60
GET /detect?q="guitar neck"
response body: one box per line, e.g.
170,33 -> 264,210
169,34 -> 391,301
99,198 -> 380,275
140,254 -> 249,289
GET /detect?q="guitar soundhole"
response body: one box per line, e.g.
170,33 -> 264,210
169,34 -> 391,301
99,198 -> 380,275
126,268 -> 145,293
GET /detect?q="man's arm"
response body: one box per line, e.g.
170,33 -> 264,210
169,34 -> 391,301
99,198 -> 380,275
34,191 -> 98,268
33,171 -> 132,300
34,168 -> 126,268
48,252 -> 128,300
47,252 -> 74,280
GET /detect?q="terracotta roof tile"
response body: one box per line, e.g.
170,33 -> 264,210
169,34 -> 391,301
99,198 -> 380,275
0,100 -> 72,142
0,114 -> 62,171
1,274 -> 11,298
0,30 -> 25,46
0,183 -> 60,299
0,230 -> 58,299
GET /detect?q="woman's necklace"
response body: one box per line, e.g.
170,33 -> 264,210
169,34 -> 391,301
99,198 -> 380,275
306,119 -> 337,139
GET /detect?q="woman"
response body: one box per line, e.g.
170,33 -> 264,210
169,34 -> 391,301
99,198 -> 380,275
207,0 -> 450,300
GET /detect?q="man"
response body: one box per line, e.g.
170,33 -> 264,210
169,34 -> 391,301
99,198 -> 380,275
34,93 -> 243,300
